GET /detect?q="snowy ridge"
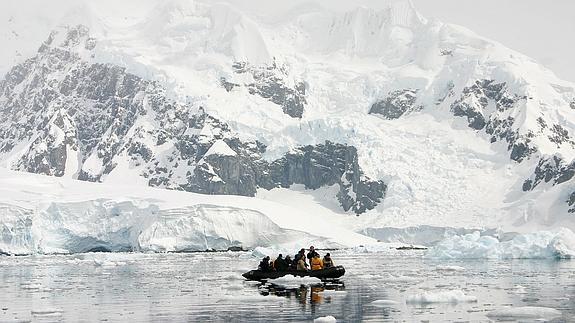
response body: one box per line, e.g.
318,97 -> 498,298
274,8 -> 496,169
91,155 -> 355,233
204,140 -> 237,157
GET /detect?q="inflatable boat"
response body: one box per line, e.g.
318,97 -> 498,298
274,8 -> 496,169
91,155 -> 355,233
242,265 -> 345,281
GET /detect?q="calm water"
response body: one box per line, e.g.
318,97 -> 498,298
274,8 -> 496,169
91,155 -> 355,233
0,250 -> 574,322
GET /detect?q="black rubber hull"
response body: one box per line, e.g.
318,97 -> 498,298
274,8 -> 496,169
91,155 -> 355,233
242,266 -> 345,281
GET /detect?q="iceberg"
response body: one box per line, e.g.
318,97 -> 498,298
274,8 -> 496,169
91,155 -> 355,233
370,299 -> 399,306
425,229 -> 575,259
406,290 -> 477,304
487,306 -> 562,320
268,275 -> 322,288
314,316 -> 336,323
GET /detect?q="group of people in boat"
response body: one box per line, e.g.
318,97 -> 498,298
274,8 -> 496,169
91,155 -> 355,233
258,246 -> 334,272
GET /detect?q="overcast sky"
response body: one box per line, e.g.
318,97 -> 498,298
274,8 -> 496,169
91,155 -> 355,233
412,0 -> 575,82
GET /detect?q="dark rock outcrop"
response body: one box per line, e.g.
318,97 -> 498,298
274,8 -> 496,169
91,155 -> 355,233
567,192 -> 575,213
186,144 -> 259,197
450,80 -> 538,162
522,155 -> 575,191
451,80 -> 515,130
263,141 -> 386,214
221,61 -> 306,118
369,89 -> 421,119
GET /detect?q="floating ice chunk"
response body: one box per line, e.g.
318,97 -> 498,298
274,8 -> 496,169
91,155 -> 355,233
379,273 -> 421,283
406,290 -> 477,304
92,258 -> 128,267
320,290 -> 347,296
426,229 -> 575,259
513,285 -> 527,294
31,308 -> 63,316
370,299 -> 399,306
487,306 -> 561,320
268,275 -> 322,288
355,274 -> 376,280
223,283 -> 244,291
314,316 -> 336,323
435,265 -> 465,271
222,273 -> 243,281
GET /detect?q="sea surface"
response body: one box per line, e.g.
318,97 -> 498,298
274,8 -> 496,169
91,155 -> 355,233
0,250 -> 573,322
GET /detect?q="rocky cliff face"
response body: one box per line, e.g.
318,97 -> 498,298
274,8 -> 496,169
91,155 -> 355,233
265,141 -> 386,214
0,26 -> 385,214
369,89 -> 422,119
369,78 -> 575,166
522,155 -> 575,191
450,80 -> 536,162
221,61 -> 306,118
449,79 -> 575,163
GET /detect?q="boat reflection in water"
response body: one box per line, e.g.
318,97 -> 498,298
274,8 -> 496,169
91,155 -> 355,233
258,280 -> 346,307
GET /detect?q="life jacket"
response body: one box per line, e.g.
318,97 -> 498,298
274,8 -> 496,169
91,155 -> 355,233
311,257 -> 323,270
323,257 -> 334,268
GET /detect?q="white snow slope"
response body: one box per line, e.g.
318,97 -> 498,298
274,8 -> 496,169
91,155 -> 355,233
1,0 -> 575,254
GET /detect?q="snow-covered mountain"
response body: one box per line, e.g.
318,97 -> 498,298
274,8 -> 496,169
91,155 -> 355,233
0,24 -> 385,214
1,0 -> 575,254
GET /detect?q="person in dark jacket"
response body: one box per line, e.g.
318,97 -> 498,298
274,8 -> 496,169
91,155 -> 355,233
258,256 -> 271,272
274,254 -> 288,271
307,246 -> 319,262
284,255 -> 292,270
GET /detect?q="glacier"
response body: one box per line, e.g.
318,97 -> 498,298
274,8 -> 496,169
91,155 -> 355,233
0,168 -> 374,255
